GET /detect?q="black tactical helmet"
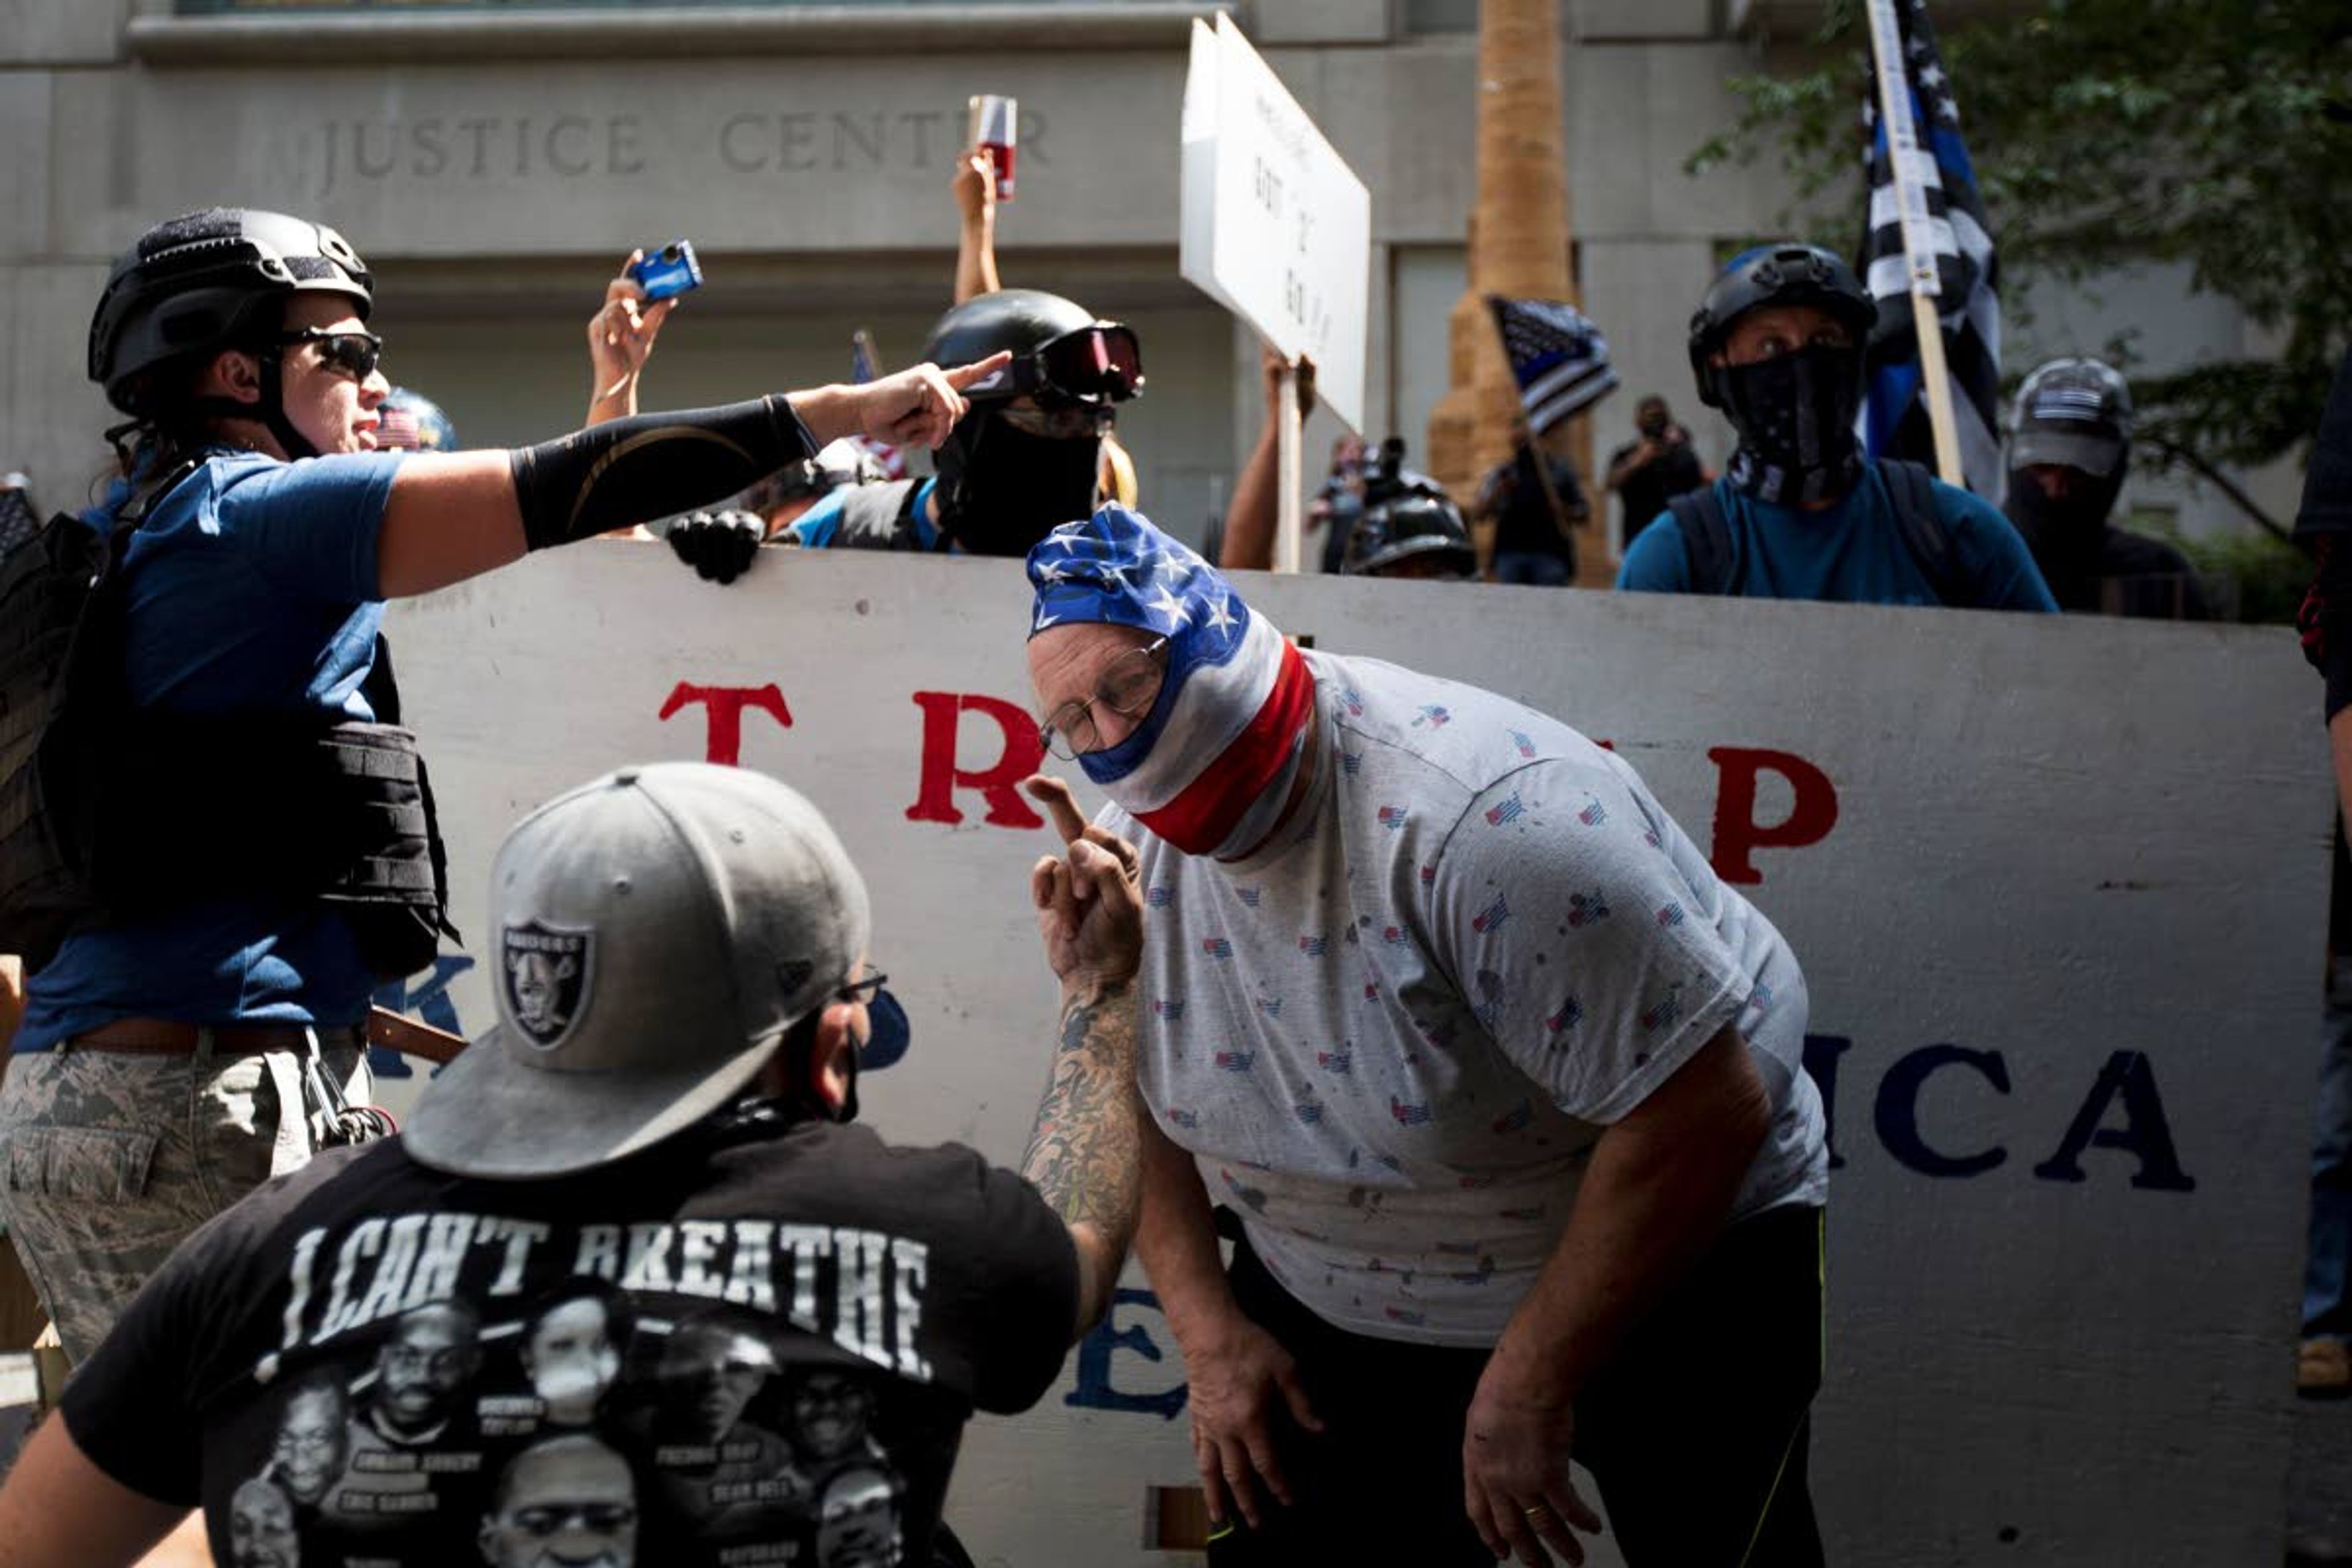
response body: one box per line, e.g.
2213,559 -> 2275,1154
1687,244 -> 1876,410
1344,446 -> 1475,579
2010,357 -> 2133,477
89,208 -> 374,418
919,289 -> 1142,409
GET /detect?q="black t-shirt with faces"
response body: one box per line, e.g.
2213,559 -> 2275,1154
62,1115 -> 1079,1568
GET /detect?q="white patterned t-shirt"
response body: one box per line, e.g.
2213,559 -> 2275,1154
1106,650 -> 1827,1347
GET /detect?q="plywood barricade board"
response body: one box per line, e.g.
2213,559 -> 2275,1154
385,545 -> 2325,1567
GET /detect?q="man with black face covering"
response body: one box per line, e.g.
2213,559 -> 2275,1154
1616,243 -> 2056,611
2003,358 -> 2209,620
701,289 -> 1140,571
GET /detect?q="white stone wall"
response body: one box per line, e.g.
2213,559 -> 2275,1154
0,0 -> 2287,551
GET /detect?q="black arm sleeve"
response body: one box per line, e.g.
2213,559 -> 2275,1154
508,394 -> 818,551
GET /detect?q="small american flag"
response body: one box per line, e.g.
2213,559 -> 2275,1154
1487,296 -> 1619,437
1213,1049 -> 1256,1072
1655,902 -> 1687,929
1547,997 -> 1585,1035
1492,1099 -> 1535,1134
847,328 -> 908,480
1472,894 -> 1512,934
1390,1097 -> 1433,1127
1317,1047 -> 1354,1074
1297,935 -> 1329,957
1378,805 -> 1409,831
1153,998 -> 1185,1020
1200,937 -> 1234,959
1509,729 -> 1537,759
1485,793 -> 1526,827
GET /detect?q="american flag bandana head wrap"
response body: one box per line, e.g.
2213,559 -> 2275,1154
1028,506 -> 1317,860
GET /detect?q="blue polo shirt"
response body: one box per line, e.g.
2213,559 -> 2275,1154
15,449 -> 405,1053
1616,469 -> 2058,611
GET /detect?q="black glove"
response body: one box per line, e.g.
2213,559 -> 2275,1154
666,509 -> 767,584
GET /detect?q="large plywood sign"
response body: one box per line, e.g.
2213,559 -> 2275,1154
1180,13 -> 1372,434
385,546 -> 2325,1567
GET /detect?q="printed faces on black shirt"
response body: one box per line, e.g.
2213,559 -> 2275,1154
62,1123 -> 1078,1568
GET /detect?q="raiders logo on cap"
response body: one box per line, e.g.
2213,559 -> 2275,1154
502,920 -> 596,1050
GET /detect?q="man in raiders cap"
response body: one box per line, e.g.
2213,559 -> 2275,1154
0,763 -> 1150,1566
2003,356 -> 2211,620
1025,506 -> 1830,1567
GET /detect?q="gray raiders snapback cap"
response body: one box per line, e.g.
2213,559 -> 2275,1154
405,763 -> 871,1179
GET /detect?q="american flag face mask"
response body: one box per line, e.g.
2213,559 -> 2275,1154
1027,506 -> 1317,860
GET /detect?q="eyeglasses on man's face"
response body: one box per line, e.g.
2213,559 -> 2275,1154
1038,636 -> 1170,761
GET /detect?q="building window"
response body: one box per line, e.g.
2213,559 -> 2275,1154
1401,0 -> 1479,33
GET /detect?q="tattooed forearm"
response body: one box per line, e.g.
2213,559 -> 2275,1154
1022,979 -> 1144,1337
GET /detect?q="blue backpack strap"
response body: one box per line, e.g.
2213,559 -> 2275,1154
1875,458 -> 1967,605
1669,481 -> 1739,595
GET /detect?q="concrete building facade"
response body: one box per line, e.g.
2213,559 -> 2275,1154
0,0 -> 2288,557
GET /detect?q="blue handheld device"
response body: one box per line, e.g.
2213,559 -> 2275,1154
628,241 -> 704,302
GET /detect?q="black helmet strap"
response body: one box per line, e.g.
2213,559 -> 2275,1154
160,343 -> 322,463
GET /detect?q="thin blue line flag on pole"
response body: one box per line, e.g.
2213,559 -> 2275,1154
1487,296 -> 1618,438
1858,0 -> 2002,495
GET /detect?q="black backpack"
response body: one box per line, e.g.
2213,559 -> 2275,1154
0,466 -> 192,973
1668,458 -> 1967,605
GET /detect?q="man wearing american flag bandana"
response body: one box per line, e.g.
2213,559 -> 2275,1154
1023,506 -> 1831,1567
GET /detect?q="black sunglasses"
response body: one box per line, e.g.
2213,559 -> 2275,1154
275,328 -> 383,383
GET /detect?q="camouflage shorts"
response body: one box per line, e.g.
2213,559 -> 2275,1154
0,1035 -> 368,1362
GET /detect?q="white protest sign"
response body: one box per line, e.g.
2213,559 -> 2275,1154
385,546 -> 2324,1566
1180,13 -> 1371,434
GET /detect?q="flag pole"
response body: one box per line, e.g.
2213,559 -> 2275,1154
1276,363 -> 1303,574
1865,0 -> 1964,486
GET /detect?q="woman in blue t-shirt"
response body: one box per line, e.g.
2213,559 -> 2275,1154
0,206 -> 1004,1363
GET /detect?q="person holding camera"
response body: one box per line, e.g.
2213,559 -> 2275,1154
0,206 -> 998,1365
1603,395 -> 1706,552
586,246 -> 681,428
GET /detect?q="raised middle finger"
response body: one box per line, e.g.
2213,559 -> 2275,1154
1022,774 -> 1090,846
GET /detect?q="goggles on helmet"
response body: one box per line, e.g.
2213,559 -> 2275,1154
978,323 -> 1144,408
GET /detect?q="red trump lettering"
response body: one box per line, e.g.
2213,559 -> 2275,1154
907,692 -> 1047,829
1707,745 -> 1838,885
659,682 -> 794,766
